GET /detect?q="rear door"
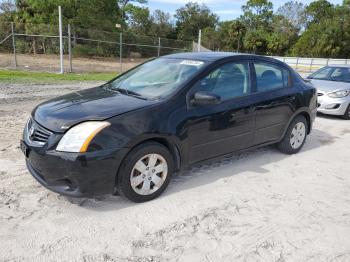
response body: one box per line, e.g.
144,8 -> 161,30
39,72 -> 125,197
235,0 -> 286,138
251,62 -> 297,145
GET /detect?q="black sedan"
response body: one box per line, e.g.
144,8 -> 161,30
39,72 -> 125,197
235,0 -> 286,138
21,52 -> 317,202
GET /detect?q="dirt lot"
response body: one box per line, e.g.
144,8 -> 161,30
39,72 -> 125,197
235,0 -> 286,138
0,53 -> 147,73
1,82 -> 350,262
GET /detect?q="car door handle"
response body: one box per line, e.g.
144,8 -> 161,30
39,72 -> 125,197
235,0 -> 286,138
255,104 -> 270,110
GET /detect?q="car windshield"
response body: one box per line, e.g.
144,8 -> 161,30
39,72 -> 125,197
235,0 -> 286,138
105,58 -> 206,99
309,66 -> 350,83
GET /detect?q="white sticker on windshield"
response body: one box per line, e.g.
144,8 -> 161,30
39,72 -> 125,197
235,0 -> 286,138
180,60 -> 204,67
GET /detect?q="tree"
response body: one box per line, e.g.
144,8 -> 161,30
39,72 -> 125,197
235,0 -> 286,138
243,28 -> 269,54
291,0 -> 349,58
125,5 -> 151,35
0,0 -> 16,13
267,15 -> 298,55
240,0 -> 273,54
202,26 -> 219,50
241,0 -> 273,30
0,0 -> 15,25
174,2 -> 218,40
218,20 -> 246,52
117,0 -> 147,29
277,1 -> 306,32
149,9 -> 174,38
292,19 -> 342,57
305,0 -> 334,25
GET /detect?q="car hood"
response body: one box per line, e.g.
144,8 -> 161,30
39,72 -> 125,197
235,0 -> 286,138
32,86 -> 154,133
310,79 -> 350,93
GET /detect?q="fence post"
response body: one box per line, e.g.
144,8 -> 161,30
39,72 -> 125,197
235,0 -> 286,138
11,22 -> 17,68
68,24 -> 73,73
197,29 -> 201,52
58,6 -> 64,74
295,57 -> 299,70
119,32 -> 122,73
310,58 -> 314,72
326,58 -> 329,66
157,37 -> 161,57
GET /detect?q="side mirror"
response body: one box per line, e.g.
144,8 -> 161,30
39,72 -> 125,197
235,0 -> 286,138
191,91 -> 221,106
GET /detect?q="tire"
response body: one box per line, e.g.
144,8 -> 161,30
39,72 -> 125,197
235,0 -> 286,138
277,115 -> 308,154
116,142 -> 174,203
343,104 -> 350,120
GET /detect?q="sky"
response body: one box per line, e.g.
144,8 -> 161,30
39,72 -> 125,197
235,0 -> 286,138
147,0 -> 344,21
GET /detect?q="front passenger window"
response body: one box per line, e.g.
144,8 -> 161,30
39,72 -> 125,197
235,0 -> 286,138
196,62 -> 250,101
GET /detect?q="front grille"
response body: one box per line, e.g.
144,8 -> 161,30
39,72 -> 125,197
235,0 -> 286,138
26,118 -> 52,145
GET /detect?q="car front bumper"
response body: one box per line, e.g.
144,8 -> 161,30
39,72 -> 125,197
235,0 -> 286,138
22,140 -> 129,197
317,92 -> 350,116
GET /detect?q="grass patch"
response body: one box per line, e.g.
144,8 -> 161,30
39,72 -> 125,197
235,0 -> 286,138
0,70 -> 117,84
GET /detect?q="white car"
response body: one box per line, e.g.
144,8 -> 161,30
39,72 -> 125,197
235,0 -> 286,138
307,65 -> 350,119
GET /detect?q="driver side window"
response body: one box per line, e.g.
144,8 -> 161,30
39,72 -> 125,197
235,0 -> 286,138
196,62 -> 250,101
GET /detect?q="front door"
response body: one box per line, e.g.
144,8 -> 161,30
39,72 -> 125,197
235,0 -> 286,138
186,61 -> 256,164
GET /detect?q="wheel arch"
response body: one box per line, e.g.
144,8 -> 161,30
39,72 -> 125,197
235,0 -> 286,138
114,135 -> 182,190
281,108 -> 312,140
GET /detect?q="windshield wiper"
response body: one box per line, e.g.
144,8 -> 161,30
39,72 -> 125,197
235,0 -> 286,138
114,88 -> 148,100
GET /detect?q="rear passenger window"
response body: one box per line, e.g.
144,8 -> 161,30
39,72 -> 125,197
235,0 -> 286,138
254,63 -> 290,92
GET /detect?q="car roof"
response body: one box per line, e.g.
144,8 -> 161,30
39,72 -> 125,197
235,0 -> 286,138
163,52 -> 268,62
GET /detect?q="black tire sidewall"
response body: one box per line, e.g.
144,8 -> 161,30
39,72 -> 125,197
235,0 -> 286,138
117,142 -> 174,203
279,116 -> 308,154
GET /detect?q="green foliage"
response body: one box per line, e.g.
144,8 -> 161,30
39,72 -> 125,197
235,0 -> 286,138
0,0 -> 350,58
149,9 -> 174,38
305,0 -> 334,25
241,0 -> 273,30
201,27 -> 219,50
291,0 -> 350,58
175,2 -> 218,40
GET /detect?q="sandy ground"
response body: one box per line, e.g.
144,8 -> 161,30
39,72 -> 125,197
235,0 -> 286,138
0,53 -> 147,73
0,82 -> 350,262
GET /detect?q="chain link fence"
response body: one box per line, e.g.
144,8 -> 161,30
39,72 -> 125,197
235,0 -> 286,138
2,23 -> 350,74
0,22 -> 193,73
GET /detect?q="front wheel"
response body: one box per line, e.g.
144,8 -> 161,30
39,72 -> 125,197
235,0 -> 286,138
116,142 -> 174,203
277,115 -> 308,154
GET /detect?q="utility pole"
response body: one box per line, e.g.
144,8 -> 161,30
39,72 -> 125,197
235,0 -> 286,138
11,22 -> 17,68
58,6 -> 64,74
119,32 -> 123,73
116,24 -> 122,73
68,24 -> 72,73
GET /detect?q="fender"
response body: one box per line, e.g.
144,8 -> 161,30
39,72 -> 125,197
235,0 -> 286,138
280,107 -> 313,141
123,133 -> 184,171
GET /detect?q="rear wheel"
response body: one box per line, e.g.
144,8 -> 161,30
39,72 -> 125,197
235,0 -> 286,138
116,142 -> 173,203
277,115 -> 308,154
343,104 -> 350,120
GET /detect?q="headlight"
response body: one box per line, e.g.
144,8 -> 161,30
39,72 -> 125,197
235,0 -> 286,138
56,121 -> 110,153
328,90 -> 350,98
